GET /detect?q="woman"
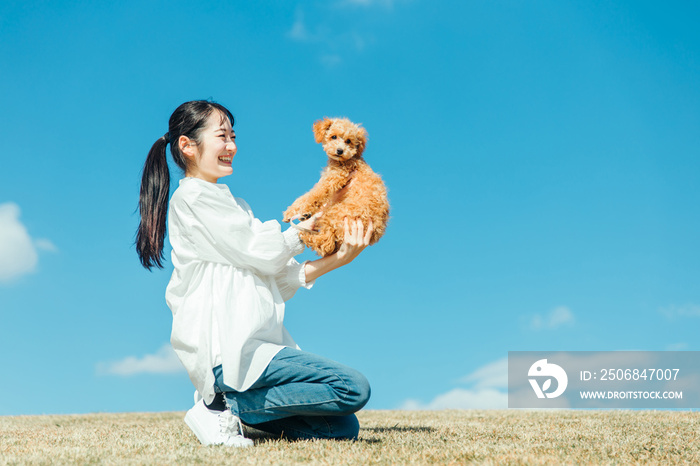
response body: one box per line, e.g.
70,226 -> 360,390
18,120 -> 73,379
136,100 -> 373,447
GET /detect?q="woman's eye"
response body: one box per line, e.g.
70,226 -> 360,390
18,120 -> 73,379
331,135 -> 337,140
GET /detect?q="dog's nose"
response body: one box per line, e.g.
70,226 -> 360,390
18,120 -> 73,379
336,148 -> 344,155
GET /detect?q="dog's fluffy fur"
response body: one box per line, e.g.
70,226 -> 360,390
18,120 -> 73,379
283,117 -> 389,256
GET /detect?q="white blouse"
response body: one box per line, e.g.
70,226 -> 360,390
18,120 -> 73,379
165,177 -> 312,404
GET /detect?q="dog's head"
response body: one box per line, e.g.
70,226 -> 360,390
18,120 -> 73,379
312,117 -> 368,162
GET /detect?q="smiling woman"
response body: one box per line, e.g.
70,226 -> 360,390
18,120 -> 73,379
181,113 -> 237,183
134,100 -> 375,448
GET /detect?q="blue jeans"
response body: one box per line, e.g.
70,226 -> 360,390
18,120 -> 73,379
213,347 -> 371,440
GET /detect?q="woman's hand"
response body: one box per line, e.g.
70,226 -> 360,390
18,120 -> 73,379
336,218 -> 374,266
303,217 -> 375,283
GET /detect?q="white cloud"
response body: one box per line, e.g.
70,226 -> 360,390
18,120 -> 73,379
35,238 -> 58,252
288,8 -> 312,42
96,344 -> 185,376
660,304 -> 700,320
399,358 -> 508,410
0,202 -> 56,283
399,388 -> 507,410
458,357 -> 508,389
320,54 -> 343,67
530,306 -> 575,330
287,2 -> 396,62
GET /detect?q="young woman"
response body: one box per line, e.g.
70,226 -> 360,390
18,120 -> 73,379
137,100 -> 374,447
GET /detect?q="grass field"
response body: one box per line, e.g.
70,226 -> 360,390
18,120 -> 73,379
1,410 -> 698,464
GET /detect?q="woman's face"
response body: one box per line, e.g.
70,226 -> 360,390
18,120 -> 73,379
185,112 -> 236,183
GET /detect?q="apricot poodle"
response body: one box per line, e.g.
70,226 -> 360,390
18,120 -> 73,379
283,117 -> 389,256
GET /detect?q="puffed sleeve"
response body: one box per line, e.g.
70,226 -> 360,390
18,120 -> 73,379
274,258 -> 315,301
173,182 -> 305,276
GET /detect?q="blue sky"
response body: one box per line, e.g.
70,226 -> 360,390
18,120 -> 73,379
1,0 -> 698,415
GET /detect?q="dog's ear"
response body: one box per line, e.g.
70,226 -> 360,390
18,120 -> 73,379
312,118 -> 333,143
356,126 -> 368,157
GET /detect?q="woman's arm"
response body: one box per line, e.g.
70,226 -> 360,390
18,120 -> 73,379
171,186 -> 305,276
303,218 -> 375,283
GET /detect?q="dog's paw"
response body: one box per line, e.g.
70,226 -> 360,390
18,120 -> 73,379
283,208 -> 312,223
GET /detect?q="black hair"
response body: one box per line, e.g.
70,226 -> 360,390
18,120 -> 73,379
136,100 -> 235,270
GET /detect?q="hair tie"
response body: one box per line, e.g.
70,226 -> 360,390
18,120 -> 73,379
163,132 -> 170,144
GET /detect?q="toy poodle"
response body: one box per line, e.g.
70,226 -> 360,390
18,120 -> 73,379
283,117 -> 389,256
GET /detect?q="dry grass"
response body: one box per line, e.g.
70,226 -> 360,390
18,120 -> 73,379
1,410 -> 698,464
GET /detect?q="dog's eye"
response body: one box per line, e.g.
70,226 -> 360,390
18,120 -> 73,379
345,139 -> 352,145
331,135 -> 337,140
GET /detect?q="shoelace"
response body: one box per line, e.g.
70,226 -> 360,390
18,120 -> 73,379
218,411 -> 245,438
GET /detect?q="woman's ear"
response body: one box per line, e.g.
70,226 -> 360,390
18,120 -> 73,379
312,118 -> 333,143
179,135 -> 196,159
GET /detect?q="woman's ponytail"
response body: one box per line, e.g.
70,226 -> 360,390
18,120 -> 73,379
136,134 -> 171,269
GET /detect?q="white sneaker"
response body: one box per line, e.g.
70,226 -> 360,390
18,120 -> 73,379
184,395 -> 253,447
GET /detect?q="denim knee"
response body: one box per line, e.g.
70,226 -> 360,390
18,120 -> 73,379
338,369 -> 371,414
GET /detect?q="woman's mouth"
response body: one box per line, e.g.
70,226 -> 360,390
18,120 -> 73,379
218,155 -> 233,164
